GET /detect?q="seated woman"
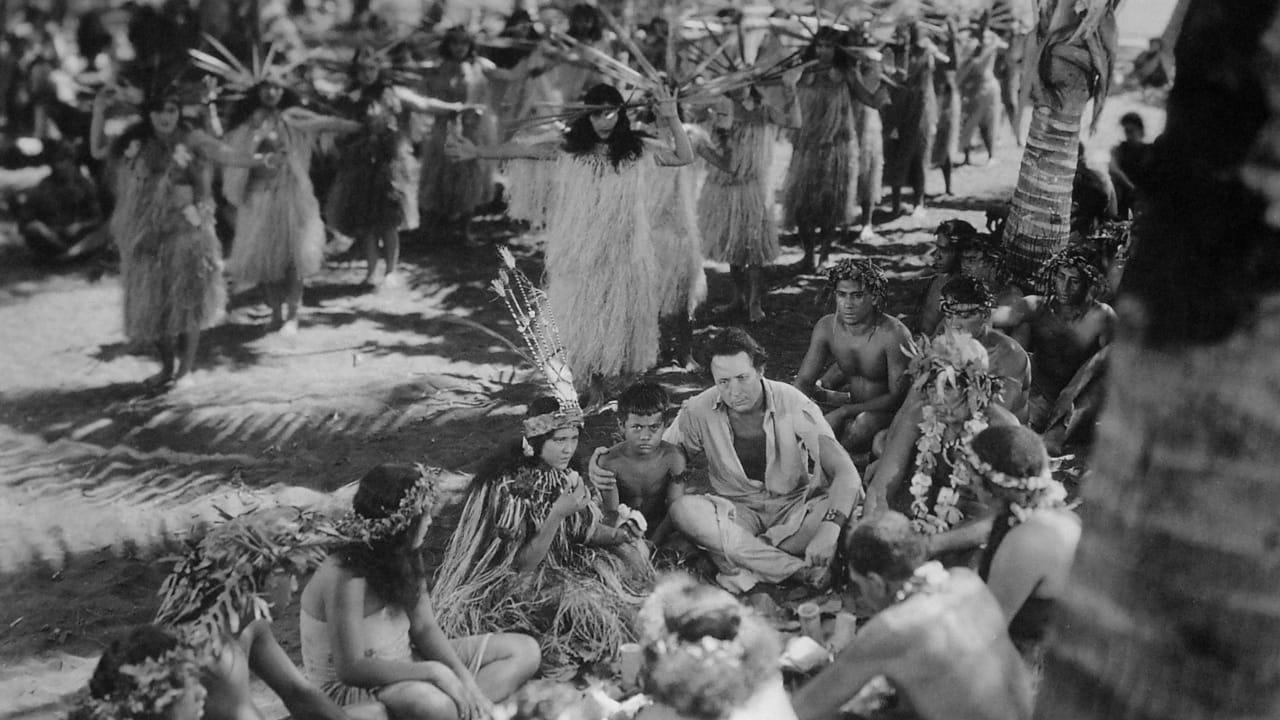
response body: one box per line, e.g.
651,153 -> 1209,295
73,622 -> 362,720
300,464 -> 541,719
967,426 -> 1080,674
635,573 -> 793,720
432,396 -> 656,680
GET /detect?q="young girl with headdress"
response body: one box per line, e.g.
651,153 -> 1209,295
446,82 -> 693,385
697,66 -> 801,323
300,463 -> 542,718
431,254 -> 656,679
323,44 -> 477,289
782,26 -> 886,273
193,40 -> 362,334
635,574 -> 793,720
90,79 -> 275,390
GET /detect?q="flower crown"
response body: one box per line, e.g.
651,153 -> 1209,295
961,442 -> 1071,526
826,257 -> 887,301
332,464 -> 443,545
939,278 -> 996,316
70,644 -> 207,720
1038,247 -> 1108,297
906,334 -> 1001,413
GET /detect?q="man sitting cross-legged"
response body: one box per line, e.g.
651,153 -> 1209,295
794,259 -> 912,456
594,327 -> 863,594
992,248 -> 1115,432
791,511 -> 1033,720
918,219 -> 978,337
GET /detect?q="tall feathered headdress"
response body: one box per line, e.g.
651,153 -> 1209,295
189,34 -> 303,100
491,248 -> 583,438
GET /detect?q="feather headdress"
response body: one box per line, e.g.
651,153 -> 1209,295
491,248 -> 583,437
189,34 -> 303,99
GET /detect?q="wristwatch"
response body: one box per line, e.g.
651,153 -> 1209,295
822,508 -> 850,529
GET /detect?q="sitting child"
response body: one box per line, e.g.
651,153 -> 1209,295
300,463 -> 541,719
594,381 -> 687,543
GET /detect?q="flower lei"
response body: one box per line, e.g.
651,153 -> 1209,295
908,406 -> 988,534
69,644 -> 207,720
893,561 -> 949,603
331,464 -> 442,545
960,443 -> 1072,527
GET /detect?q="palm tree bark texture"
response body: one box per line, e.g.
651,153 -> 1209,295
1000,0 -> 1120,290
1036,1 -> 1280,718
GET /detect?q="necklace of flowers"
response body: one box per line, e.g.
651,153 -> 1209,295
908,404 -> 989,535
893,561 -> 949,604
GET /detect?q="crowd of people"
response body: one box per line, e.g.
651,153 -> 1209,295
0,1 -> 1165,719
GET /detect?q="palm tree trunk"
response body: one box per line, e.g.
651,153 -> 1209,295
1000,17 -> 1115,289
999,97 -> 1082,289
1036,0 -> 1280,716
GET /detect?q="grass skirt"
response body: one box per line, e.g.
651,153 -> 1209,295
123,202 -> 225,341
432,469 -> 654,680
224,122 -> 324,287
543,153 -> 661,379
650,163 -> 706,318
783,79 -> 857,230
419,112 -> 497,220
699,118 -> 780,266
324,126 -> 418,237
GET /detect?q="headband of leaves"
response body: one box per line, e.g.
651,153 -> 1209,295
1039,247 -> 1108,297
826,257 -> 887,299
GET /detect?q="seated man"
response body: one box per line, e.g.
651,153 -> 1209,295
956,233 -> 1024,309
595,327 -> 862,593
790,511 -> 1033,720
864,332 -> 1018,560
938,275 -> 1031,423
992,248 -> 1115,432
918,219 -> 978,336
794,259 -> 911,455
17,141 -> 104,261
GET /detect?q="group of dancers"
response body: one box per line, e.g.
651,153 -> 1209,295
84,4 -> 1023,392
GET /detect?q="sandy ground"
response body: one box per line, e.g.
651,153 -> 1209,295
0,81 -> 1160,718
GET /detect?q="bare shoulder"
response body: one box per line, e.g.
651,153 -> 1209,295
598,442 -> 627,470
813,313 -> 837,340
878,314 -> 913,346
1090,301 -> 1118,324
658,441 -> 685,468
1012,509 -> 1083,551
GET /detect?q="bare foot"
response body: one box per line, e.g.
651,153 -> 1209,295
381,272 -> 405,290
279,319 -> 299,336
711,300 -> 745,317
360,273 -> 379,288
858,225 -> 878,242
171,374 -> 196,390
748,303 -> 765,323
141,371 -> 174,391
910,205 -> 927,219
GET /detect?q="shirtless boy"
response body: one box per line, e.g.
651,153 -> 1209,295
791,512 -> 1032,720
992,248 -> 1115,431
595,381 -> 688,543
919,219 -> 978,336
795,259 -> 911,454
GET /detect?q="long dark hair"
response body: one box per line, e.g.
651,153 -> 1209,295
336,464 -> 430,609
562,84 -> 651,169
225,82 -> 302,130
473,397 -> 583,486
802,26 -> 852,70
490,10 -> 540,69
108,91 -> 190,159
84,625 -> 186,720
567,3 -> 604,43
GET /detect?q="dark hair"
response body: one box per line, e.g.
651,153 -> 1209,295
941,275 -> 996,309
845,514 -> 927,583
1120,112 -> 1144,131
936,219 -> 978,244
803,26 -> 851,69
618,381 -> 670,420
562,84 -> 651,169
702,327 -> 768,370
491,10 -> 540,68
88,625 -> 185,715
971,425 -> 1049,484
226,82 -> 301,130
336,464 -> 429,608
440,26 -> 477,62
567,3 -> 604,42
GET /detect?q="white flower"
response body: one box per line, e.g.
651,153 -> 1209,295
173,143 -> 192,168
124,140 -> 141,159
182,204 -> 203,227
